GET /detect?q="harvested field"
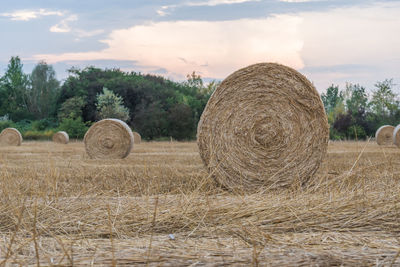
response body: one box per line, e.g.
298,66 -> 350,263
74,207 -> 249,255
0,140 -> 400,266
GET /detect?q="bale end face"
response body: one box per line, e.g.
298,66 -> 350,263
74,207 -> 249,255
375,125 -> 395,146
0,128 -> 23,146
53,131 -> 69,144
197,62 -> 329,191
392,125 -> 400,147
84,119 -> 134,159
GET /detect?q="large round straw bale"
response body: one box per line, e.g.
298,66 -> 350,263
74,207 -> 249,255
197,63 -> 329,190
133,131 -> 141,144
392,125 -> 400,147
52,131 -> 69,144
0,128 -> 22,146
374,125 -> 395,146
84,119 -> 134,159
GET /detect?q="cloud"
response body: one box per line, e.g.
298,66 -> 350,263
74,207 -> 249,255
50,15 -> 78,33
279,0 -> 316,2
1,8 -> 63,21
186,0 -> 261,6
156,0 -> 260,17
75,29 -> 105,38
298,1 -> 400,89
33,15 -> 304,79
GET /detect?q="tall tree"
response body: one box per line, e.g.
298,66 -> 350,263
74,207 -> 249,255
96,87 -> 130,121
369,79 -> 397,118
321,85 -> 343,113
28,61 -> 60,119
345,83 -> 368,116
0,56 -> 29,119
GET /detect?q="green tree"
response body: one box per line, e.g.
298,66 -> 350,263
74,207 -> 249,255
321,85 -> 345,124
369,79 -> 397,118
0,56 -> 29,119
96,87 -> 130,121
28,61 -> 60,119
345,83 -> 368,116
58,96 -> 86,121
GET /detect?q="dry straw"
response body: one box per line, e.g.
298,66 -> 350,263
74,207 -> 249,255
52,131 -> 69,144
197,63 -> 329,191
133,132 -> 141,144
84,118 -> 134,159
375,125 -> 395,146
392,125 -> 400,147
0,128 -> 22,146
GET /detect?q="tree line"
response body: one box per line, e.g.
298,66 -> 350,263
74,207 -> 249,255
0,56 -> 398,140
0,56 -> 217,140
321,80 -> 399,140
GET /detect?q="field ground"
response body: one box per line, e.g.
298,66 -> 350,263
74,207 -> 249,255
0,140 -> 400,266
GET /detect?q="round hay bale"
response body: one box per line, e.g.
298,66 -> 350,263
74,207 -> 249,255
52,131 -> 69,144
375,125 -> 395,146
84,119 -> 134,159
197,63 -> 329,190
392,125 -> 400,147
0,128 -> 22,146
133,132 -> 141,144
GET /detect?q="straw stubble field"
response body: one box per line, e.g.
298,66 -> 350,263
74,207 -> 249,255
0,141 -> 400,266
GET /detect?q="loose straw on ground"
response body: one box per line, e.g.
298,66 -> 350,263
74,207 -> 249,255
375,125 -> 394,146
392,125 -> 400,147
0,128 -> 22,146
133,132 -> 141,144
52,131 -> 69,144
84,118 -> 134,159
197,63 -> 329,191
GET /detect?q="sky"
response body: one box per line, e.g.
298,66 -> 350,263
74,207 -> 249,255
0,0 -> 399,93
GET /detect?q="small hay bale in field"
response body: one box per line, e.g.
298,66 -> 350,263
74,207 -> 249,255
392,125 -> 400,147
197,63 -> 329,191
84,119 -> 134,159
133,131 -> 141,144
0,128 -> 22,146
52,131 -> 69,144
375,125 -> 395,146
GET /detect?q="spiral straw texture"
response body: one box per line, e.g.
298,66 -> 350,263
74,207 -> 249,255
52,131 -> 69,144
0,128 -> 22,146
133,132 -> 141,144
392,125 -> 400,147
84,119 -> 134,159
374,125 -> 395,146
197,63 -> 329,190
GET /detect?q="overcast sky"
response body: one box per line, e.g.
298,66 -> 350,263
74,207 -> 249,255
1,0 -> 399,92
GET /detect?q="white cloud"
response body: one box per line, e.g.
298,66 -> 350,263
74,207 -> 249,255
156,0 -> 259,16
75,29 -> 105,38
186,0 -> 261,6
298,2 -> 400,89
33,15 -> 304,79
1,8 -> 63,21
279,0 -> 315,2
50,15 -> 78,33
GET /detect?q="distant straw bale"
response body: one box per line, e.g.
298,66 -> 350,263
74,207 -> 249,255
84,119 -> 133,159
52,131 -> 69,144
0,128 -> 22,146
392,125 -> 400,147
197,63 -> 329,191
133,132 -> 141,144
375,125 -> 394,146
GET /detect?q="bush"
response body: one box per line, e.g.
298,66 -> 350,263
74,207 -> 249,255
32,118 -> 58,131
347,125 -> 367,140
0,120 -> 15,132
58,118 -> 88,139
14,119 -> 32,133
23,130 -> 55,140
329,127 -> 345,140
